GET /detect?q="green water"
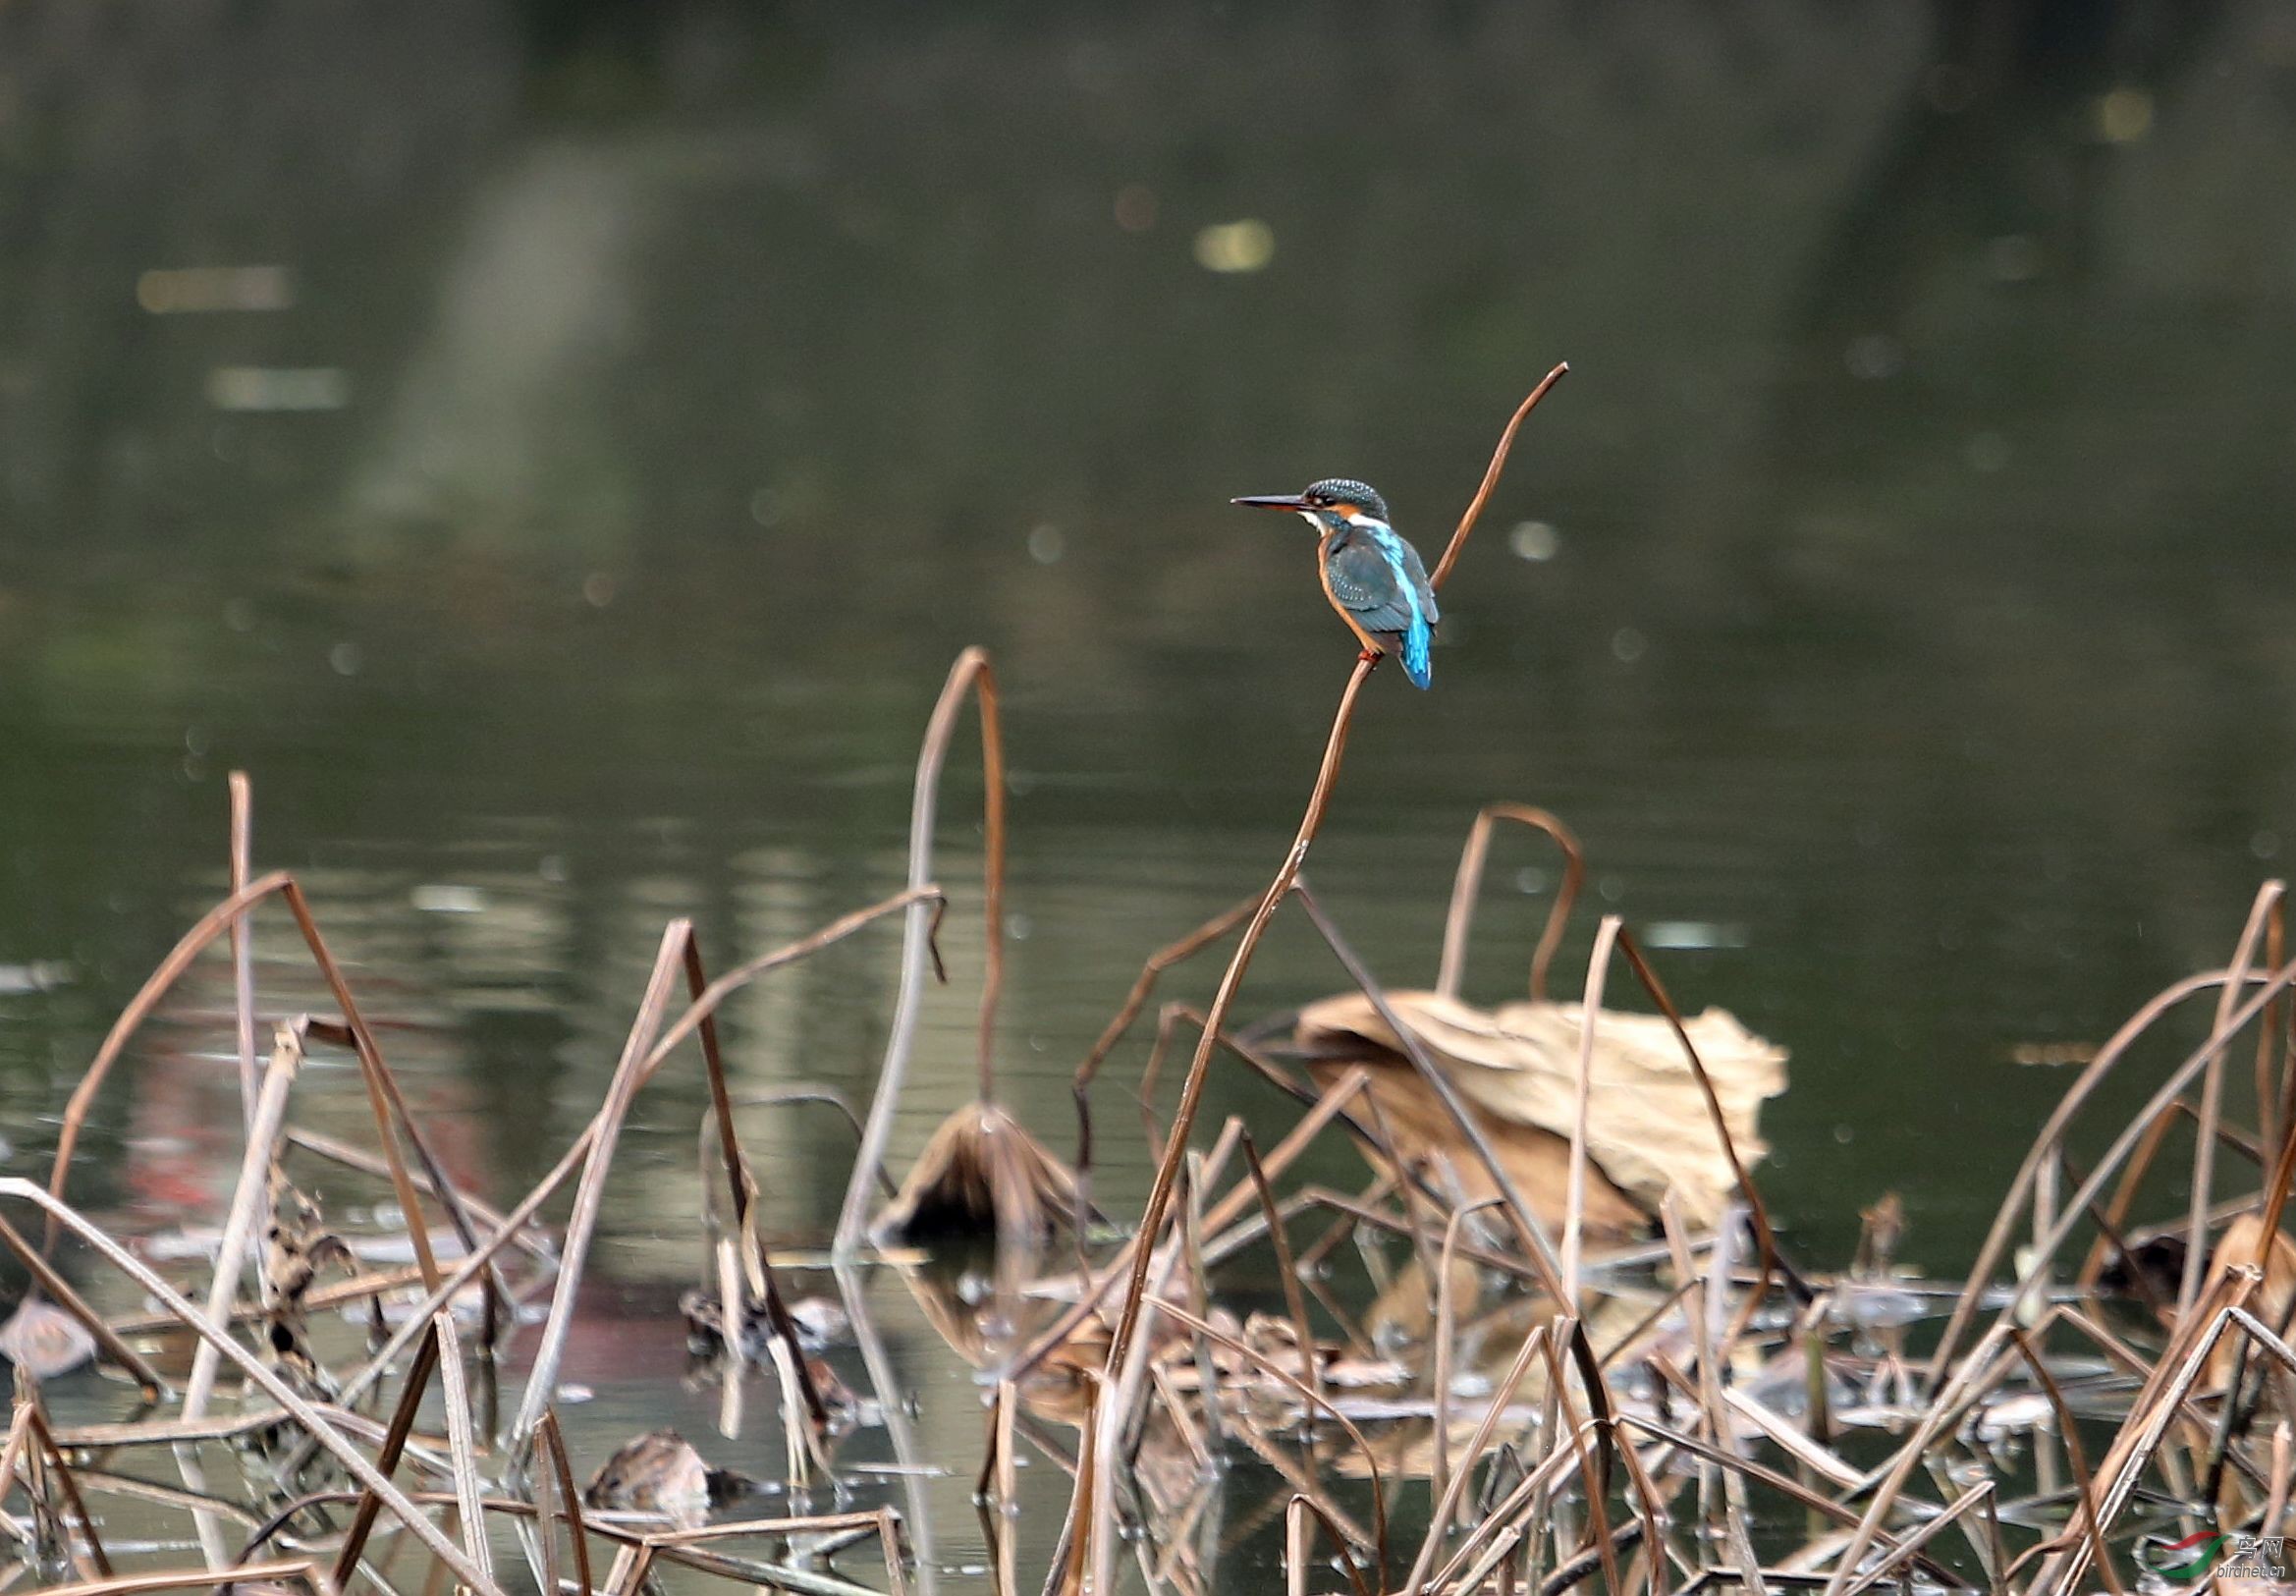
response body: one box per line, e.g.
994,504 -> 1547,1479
4,1 -> 2295,1583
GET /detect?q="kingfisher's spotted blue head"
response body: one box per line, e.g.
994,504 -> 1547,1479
1230,478 -> 1393,535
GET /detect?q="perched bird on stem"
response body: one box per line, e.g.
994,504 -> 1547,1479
1232,477 -> 1441,688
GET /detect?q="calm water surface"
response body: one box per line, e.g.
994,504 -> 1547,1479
5,2 -> 2296,1584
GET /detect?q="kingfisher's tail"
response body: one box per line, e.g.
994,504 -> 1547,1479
1400,620 -> 1433,689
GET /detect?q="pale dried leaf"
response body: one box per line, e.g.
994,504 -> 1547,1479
1297,990 -> 1787,1227
585,1428 -> 711,1522
0,1300 -> 94,1380
1306,1051 -> 1648,1238
872,1104 -> 1088,1244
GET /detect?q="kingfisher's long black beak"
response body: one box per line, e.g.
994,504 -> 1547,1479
1231,494 -> 1310,512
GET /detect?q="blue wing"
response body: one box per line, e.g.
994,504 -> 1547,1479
1324,523 -> 1440,689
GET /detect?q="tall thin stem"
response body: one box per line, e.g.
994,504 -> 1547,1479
835,649 -> 1005,1253
1077,363 -> 1567,1576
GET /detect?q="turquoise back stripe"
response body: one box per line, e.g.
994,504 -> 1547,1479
1365,522 -> 1433,688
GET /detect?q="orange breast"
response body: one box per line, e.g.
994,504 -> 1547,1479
1316,540 -> 1389,655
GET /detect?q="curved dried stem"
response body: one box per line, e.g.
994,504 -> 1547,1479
1562,915 -> 1621,1298
837,647 -> 1005,1252
683,933 -> 831,1435
538,1408 -> 595,1596
1430,362 -> 1571,592
2182,882 -> 2284,1311
226,772 -> 258,1132
510,921 -> 690,1449
41,871 -> 294,1255
2001,1328 -> 2125,1596
1286,1494 -> 1374,1596
1076,373 -> 1568,1582
1436,803 -> 1587,1003
1615,927 -> 1797,1308
1240,1130 -> 1322,1416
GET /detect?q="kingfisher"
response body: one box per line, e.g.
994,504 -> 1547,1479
1232,478 -> 1441,688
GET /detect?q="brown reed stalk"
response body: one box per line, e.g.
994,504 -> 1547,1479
1260,1183 -> 1543,1284
33,1562 -> 331,1596
282,1492 -> 900,1596
682,933 -> 832,1436
44,1469 -> 260,1528
1436,803 -> 1587,1003
1535,1328 -> 1624,1596
1009,1073 -> 1360,1382
279,877 -> 495,1295
1422,1415 -> 1587,1590
2040,1279 -> 2257,1596
326,1317 -> 443,1587
1716,1384 -> 1857,1489
431,1313 -> 495,1589
2200,1084 -> 2296,1496
41,869 -> 291,1252
34,840 -> 488,1319
1662,1194 -> 1767,1596
2256,1053 -> 2296,1255
1613,1417 -> 1959,1588
1294,1170 -> 1395,1275
1432,1196 -> 1504,1510
1179,1153 -> 1227,1445
182,1019 -> 303,1421
2007,1328 -> 2124,1596
538,1408 -> 593,1596
1615,928 -> 1796,1306
525,1414 -> 582,1596
2182,885 -> 2283,1312
20,1398 -> 108,1579
281,1131 -> 550,1259
836,647 -> 1004,1250
2266,1420 -> 2294,1542
1562,915 -> 1622,1297
2076,1106 -> 2184,1289
1834,1481 -> 1995,1596
1994,960 -> 2296,1347
1241,1130 -> 1324,1416
1286,1494 -> 1375,1596
227,772 -> 258,1131
509,921 -> 688,1449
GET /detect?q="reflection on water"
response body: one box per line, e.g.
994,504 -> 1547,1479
5,0 -> 2296,1584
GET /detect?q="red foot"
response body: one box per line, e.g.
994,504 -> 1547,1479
1357,648 -> 1380,664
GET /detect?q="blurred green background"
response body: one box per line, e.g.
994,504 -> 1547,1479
3,0 -> 2294,1318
